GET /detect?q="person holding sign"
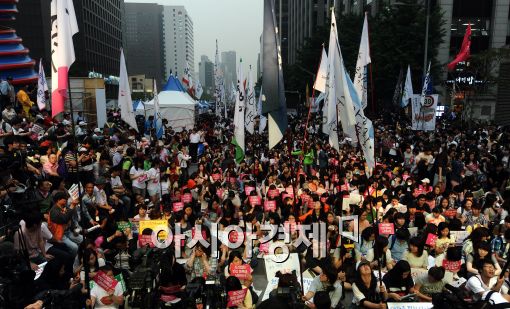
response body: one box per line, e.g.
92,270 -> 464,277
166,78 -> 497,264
225,276 -> 253,309
88,265 -> 124,309
224,251 -> 253,286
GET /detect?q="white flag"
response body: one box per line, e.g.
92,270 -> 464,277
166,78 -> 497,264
401,65 -> 413,107
233,60 -> 245,152
245,66 -> 257,134
313,47 -> 328,93
153,80 -> 163,138
118,48 -> 139,132
420,62 -> 431,106
258,88 -> 267,133
195,79 -> 203,99
324,11 -> 356,150
346,68 -> 375,171
354,13 -> 371,110
37,59 -> 48,111
50,0 -> 78,117
182,62 -> 192,88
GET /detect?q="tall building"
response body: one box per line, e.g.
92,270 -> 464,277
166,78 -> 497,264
162,6 -> 194,81
15,0 -> 124,78
124,3 -> 164,88
274,0 -> 289,65
221,51 -> 237,87
199,55 -> 214,94
286,0 -> 340,64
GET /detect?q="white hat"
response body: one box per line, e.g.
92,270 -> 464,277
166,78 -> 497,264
78,121 -> 87,126
94,128 -> 101,133
78,147 -> 88,152
421,178 -> 430,184
62,120 -> 71,126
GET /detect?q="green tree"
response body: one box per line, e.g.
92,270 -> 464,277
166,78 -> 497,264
283,1 -> 446,111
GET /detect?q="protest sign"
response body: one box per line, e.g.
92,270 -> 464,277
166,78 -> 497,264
227,288 -> 247,307
442,260 -> 462,272
230,264 -> 252,280
264,200 -> 276,212
173,202 -> 184,212
94,271 -> 118,291
182,193 -> 192,203
249,195 -> 261,206
117,221 -> 131,233
425,233 -> 438,247
378,223 -> 395,235
245,186 -> 255,195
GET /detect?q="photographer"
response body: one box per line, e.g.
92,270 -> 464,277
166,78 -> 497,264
302,264 -> 342,309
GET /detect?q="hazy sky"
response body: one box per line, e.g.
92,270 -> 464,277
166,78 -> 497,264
126,0 -> 263,73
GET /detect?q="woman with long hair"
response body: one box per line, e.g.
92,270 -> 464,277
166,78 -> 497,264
365,235 -> 395,271
466,241 -> 501,277
383,260 -> 415,301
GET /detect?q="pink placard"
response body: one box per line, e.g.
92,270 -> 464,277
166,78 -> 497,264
443,209 -> 457,218
230,264 -> 252,280
211,174 -> 221,182
173,202 -> 184,212
138,234 -> 154,248
282,193 -> 293,200
259,241 -> 270,253
426,233 -> 438,247
442,259 -> 462,272
182,193 -> 192,203
245,186 -> 255,195
94,270 -> 118,291
268,189 -> 279,198
264,200 -> 276,212
378,223 -> 395,235
249,195 -> 261,206
286,186 -> 294,196
227,288 -> 247,307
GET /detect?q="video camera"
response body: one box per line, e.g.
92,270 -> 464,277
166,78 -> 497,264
180,276 -> 227,309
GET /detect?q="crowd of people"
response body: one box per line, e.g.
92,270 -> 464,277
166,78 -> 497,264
1,87 -> 510,309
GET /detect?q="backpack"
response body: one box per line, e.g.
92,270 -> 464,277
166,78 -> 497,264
57,153 -> 68,179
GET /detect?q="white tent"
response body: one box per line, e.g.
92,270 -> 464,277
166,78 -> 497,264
144,90 -> 195,131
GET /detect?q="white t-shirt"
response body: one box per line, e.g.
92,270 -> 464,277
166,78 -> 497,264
91,280 -> 123,309
466,275 -> 499,301
146,167 -> 160,191
110,176 -> 123,189
130,166 -> 147,189
352,280 -> 386,305
190,132 -> 200,143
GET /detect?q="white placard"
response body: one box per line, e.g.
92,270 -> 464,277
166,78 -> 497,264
264,253 -> 302,283
387,303 -> 433,309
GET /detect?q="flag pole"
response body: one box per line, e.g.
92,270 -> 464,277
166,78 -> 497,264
366,12 -> 376,116
66,78 -> 91,300
303,44 -> 325,145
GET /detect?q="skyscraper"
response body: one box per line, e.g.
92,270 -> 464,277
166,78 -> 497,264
124,3 -> 165,88
199,55 -> 214,94
221,51 -> 237,87
15,0 -> 124,77
162,6 -> 194,81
